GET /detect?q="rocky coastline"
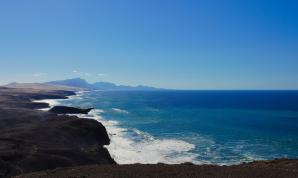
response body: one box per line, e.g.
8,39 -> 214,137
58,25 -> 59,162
49,106 -> 94,114
0,86 -> 297,178
0,87 -> 115,178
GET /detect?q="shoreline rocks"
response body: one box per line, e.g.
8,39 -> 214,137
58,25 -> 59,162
49,106 -> 94,114
0,87 -> 115,178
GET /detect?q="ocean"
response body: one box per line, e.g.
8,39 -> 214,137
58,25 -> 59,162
45,90 -> 298,165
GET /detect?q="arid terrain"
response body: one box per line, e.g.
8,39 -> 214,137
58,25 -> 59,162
15,159 -> 298,178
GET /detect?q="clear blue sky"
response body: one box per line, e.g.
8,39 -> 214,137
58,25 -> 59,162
0,0 -> 297,89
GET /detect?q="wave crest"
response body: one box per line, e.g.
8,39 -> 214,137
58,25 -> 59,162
90,109 -> 198,164
112,108 -> 130,114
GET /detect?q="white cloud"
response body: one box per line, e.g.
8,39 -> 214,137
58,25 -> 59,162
32,73 -> 47,77
72,70 -> 90,76
97,73 -> 107,77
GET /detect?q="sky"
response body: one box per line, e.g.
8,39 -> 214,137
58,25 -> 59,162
0,0 -> 297,89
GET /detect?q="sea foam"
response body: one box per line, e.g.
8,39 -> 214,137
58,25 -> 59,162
112,108 -> 130,114
33,99 -> 62,111
87,109 -> 198,164
33,92 -> 199,165
32,91 -> 86,111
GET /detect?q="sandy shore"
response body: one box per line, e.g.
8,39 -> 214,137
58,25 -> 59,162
0,86 -> 297,178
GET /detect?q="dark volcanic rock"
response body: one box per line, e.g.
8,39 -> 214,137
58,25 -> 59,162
15,159 -> 298,178
49,106 -> 93,114
0,87 -> 115,178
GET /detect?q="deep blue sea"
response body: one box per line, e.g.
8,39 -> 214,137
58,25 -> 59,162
54,90 -> 298,165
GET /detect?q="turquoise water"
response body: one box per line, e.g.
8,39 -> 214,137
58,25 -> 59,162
57,90 -> 298,165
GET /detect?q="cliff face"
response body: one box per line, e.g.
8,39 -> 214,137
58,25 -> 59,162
0,87 -> 115,178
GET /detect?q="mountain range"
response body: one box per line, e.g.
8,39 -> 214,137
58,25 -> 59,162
45,78 -> 163,91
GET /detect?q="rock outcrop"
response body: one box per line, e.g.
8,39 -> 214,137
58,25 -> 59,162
49,106 -> 93,114
0,87 -> 115,178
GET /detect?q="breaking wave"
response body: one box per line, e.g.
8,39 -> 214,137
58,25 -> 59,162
86,109 -> 198,164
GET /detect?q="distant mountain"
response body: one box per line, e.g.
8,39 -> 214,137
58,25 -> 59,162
46,78 -> 163,91
5,82 -> 81,91
46,78 -> 92,89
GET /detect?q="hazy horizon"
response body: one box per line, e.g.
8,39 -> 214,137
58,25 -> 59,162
2,77 -> 298,91
0,0 -> 297,89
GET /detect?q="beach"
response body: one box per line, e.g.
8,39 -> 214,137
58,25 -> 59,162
0,86 -> 297,178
